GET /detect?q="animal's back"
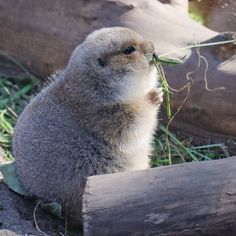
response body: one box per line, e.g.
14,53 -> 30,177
13,86 -> 120,219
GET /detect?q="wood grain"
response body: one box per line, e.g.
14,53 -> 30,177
83,157 -> 236,236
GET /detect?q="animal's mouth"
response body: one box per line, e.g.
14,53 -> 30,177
145,53 -> 157,66
152,52 -> 158,61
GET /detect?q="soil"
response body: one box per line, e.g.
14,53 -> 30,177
0,181 -> 66,236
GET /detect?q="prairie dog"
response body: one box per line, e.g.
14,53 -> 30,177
13,27 -> 163,221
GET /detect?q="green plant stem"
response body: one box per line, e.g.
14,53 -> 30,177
159,39 -> 236,57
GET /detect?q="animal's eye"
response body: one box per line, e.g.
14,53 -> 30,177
122,46 -> 136,55
97,58 -> 105,67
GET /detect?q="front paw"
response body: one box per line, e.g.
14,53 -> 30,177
146,87 -> 163,105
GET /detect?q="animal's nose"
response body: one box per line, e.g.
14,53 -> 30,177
153,52 -> 158,60
142,41 -> 156,62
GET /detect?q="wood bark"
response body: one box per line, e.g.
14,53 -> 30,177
83,157 -> 236,236
189,0 -> 236,31
0,0 -> 212,77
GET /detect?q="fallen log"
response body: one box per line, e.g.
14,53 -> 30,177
83,157 -> 236,236
189,0 -> 236,31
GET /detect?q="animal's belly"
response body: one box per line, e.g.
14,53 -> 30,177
120,102 -> 158,171
121,133 -> 154,171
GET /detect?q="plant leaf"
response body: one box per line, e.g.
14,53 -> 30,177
0,161 -> 31,196
156,57 -> 183,65
41,202 -> 63,219
152,57 -> 172,119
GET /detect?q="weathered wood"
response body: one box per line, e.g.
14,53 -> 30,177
0,0 -> 213,77
190,0 -> 236,31
83,157 -> 236,236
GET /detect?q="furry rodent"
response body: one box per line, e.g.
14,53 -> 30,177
13,27 -> 163,221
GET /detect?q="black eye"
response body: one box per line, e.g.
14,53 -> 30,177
122,46 -> 136,55
97,58 -> 105,67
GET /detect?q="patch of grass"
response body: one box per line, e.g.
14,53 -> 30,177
0,109 -> 14,160
0,58 -> 39,160
189,10 -> 204,24
151,124 -> 229,167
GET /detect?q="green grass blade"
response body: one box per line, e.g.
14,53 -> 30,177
153,56 -> 172,118
159,39 -> 236,57
156,57 -> 183,65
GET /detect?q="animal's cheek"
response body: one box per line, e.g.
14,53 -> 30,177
109,55 -> 130,69
140,40 -> 155,55
108,54 -> 148,73
132,55 -> 149,70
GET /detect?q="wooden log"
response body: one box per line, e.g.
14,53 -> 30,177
189,0 -> 236,31
0,0 -> 212,77
83,157 -> 236,236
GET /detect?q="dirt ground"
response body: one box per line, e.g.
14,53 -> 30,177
0,181 -> 65,236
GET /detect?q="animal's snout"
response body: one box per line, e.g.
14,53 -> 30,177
145,53 -> 154,62
142,41 -> 156,63
141,40 -> 155,55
